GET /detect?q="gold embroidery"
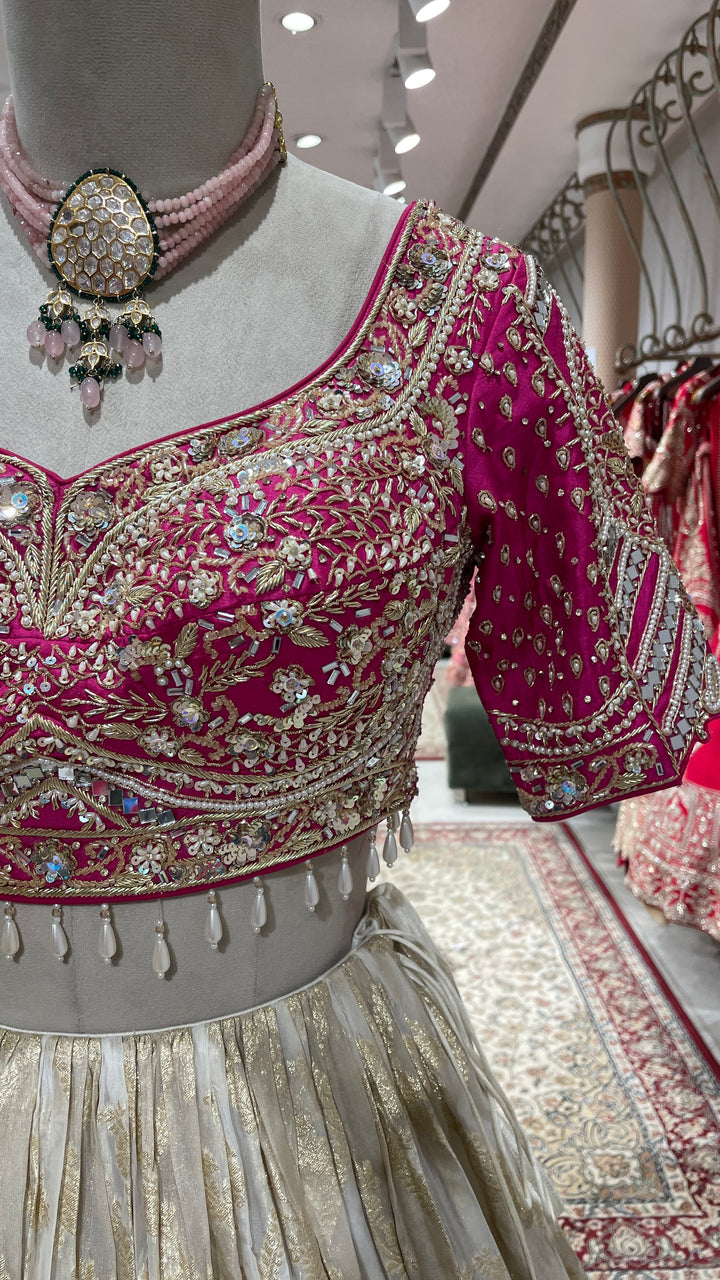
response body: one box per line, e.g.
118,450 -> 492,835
0,204 -> 479,900
474,269 -> 720,818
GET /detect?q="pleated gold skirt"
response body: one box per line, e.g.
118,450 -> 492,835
0,884 -> 584,1280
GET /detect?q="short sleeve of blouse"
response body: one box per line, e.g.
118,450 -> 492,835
460,244 -> 720,820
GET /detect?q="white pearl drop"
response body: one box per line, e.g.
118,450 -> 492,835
0,912 -> 19,959
366,843 -> 380,882
251,883 -> 267,933
205,900 -> 223,949
304,865 -> 320,912
382,830 -> 398,868
98,916 -> 117,964
399,816 -> 414,852
51,915 -> 69,960
338,855 -> 353,900
152,928 -> 171,977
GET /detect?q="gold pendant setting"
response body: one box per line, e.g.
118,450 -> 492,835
26,171 -> 163,411
48,168 -> 159,300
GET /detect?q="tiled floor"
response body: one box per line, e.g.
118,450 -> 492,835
413,758 -> 720,1061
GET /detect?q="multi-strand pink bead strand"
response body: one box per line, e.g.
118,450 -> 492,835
0,82 -> 283,279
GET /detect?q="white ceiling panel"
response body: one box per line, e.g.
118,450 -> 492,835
0,1 -> 714,251
466,0 -> 713,243
263,0 -> 557,214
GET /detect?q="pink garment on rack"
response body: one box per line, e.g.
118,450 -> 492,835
618,389 -> 720,939
446,577 -> 475,687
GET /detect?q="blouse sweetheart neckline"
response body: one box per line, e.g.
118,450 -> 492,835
0,199 -> 418,489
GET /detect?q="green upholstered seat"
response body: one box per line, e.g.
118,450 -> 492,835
443,685 -> 516,796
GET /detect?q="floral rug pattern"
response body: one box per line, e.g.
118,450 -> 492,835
383,823 -> 720,1278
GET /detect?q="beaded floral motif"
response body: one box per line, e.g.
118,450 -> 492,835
464,258 -> 720,817
0,205 -> 477,899
0,204 -> 716,900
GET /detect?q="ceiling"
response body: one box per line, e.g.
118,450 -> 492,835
0,0 -> 712,245
262,0 -> 712,242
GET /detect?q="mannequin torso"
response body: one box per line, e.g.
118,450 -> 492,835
0,0 -> 404,1032
0,157 -> 403,475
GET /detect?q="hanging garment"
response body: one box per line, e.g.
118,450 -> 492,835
621,375 -> 665,467
641,371 -> 712,554
617,384 -> 720,939
446,574 -> 476,687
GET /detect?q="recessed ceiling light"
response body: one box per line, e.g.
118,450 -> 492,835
410,0 -> 450,20
383,178 -> 407,197
295,133 -> 323,149
281,11 -> 316,33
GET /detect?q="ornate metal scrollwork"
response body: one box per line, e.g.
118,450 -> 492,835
521,173 -> 585,322
609,1 -> 720,370
525,2 -> 720,373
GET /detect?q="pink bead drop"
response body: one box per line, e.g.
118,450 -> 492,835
124,339 -> 145,369
26,319 -> 45,348
44,329 -> 65,359
109,323 -> 127,354
60,318 -> 80,347
80,377 -> 100,409
142,332 -> 162,358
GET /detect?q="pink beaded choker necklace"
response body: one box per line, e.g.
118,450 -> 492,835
0,82 -> 286,411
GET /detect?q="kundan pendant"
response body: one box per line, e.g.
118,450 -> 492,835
45,170 -> 159,408
48,169 -> 159,299
2,83 -> 286,417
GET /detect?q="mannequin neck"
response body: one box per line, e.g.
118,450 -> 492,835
2,0 -> 264,196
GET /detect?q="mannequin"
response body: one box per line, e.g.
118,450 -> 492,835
0,12 -> 683,1272
0,0 -> 403,1033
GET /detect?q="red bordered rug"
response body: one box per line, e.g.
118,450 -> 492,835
383,822 -> 720,1278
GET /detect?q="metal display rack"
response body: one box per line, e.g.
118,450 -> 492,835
523,1 -> 720,372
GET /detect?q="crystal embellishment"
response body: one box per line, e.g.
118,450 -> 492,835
48,170 -> 159,301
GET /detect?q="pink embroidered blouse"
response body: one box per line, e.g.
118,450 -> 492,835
0,202 -> 718,903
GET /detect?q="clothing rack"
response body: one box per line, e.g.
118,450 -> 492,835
629,353 -> 720,366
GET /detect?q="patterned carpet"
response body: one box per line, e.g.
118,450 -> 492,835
383,823 -> 720,1278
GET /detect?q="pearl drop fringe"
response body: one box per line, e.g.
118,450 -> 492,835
0,813 -> 414,973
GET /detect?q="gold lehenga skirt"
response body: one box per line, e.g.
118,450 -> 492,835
0,884 -> 584,1280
